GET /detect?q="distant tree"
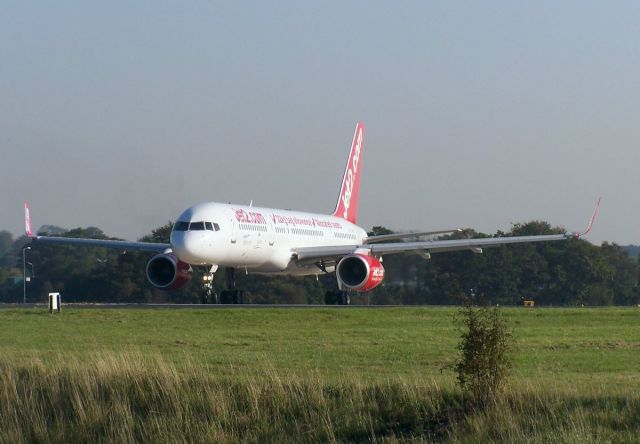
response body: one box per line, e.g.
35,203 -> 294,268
0,231 -> 13,257
368,226 -> 394,236
139,222 -> 173,243
507,220 -> 565,237
599,243 -> 639,305
623,245 -> 640,258
0,231 -> 18,273
2,219 -> 636,305
37,225 -> 68,236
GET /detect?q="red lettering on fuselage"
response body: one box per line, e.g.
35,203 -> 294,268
234,209 -> 267,224
269,213 -> 343,229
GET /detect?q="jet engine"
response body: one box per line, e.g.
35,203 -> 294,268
336,254 -> 385,291
146,253 -> 191,290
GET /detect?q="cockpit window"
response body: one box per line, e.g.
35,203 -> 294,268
174,221 -> 189,231
176,221 -> 220,231
189,222 -> 206,231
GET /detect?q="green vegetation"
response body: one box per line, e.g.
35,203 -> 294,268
624,244 -> 639,258
1,221 -> 640,305
1,307 -> 638,442
454,303 -> 513,405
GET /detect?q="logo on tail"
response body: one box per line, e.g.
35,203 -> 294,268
333,122 -> 365,224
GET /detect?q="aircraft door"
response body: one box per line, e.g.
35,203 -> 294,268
230,216 -> 237,244
267,221 -> 275,247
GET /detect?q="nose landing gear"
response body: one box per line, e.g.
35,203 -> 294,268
201,265 -> 218,304
200,266 -> 244,304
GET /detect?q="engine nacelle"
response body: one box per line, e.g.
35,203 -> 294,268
336,254 -> 385,292
146,253 -> 191,290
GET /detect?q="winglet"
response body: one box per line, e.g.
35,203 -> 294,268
572,197 -> 601,238
333,122 -> 365,224
24,201 -> 33,238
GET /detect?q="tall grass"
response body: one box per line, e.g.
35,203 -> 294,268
0,353 -> 452,443
1,353 -> 638,443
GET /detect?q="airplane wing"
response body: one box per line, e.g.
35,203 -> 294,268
24,202 -> 171,252
294,233 -> 569,262
296,198 -> 601,263
364,229 -> 462,244
30,235 -> 171,252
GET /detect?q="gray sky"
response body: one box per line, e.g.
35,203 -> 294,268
1,2 -> 638,244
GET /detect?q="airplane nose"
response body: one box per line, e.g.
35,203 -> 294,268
170,231 -> 187,258
171,231 -> 204,263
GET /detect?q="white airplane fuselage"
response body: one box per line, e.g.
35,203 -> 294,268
170,202 -> 368,275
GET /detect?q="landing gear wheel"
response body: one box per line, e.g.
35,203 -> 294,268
201,288 -> 218,304
324,290 -> 350,305
325,290 -> 339,305
220,290 -> 245,304
219,268 -> 245,304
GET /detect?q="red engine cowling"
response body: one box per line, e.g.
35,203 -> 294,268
336,254 -> 385,292
146,253 -> 191,290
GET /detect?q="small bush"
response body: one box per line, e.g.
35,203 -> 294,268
454,301 -> 513,406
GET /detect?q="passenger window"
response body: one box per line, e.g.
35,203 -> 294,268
189,222 -> 205,231
174,221 -> 189,231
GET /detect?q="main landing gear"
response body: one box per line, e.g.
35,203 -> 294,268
220,267 -> 244,304
324,289 -> 351,305
201,266 -> 244,304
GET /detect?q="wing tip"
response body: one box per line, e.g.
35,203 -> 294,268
24,201 -> 33,238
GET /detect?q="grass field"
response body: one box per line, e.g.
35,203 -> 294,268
1,306 -> 639,442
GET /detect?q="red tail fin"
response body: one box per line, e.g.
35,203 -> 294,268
333,122 -> 365,224
24,201 -> 33,238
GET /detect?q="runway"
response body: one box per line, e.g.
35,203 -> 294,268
0,303 -> 405,309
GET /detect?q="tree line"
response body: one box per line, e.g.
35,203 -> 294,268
0,221 -> 638,305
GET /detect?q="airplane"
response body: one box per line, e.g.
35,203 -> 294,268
24,122 -> 600,304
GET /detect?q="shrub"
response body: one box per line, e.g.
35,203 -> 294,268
454,300 -> 513,406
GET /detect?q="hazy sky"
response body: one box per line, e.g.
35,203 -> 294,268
1,2 -> 638,244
